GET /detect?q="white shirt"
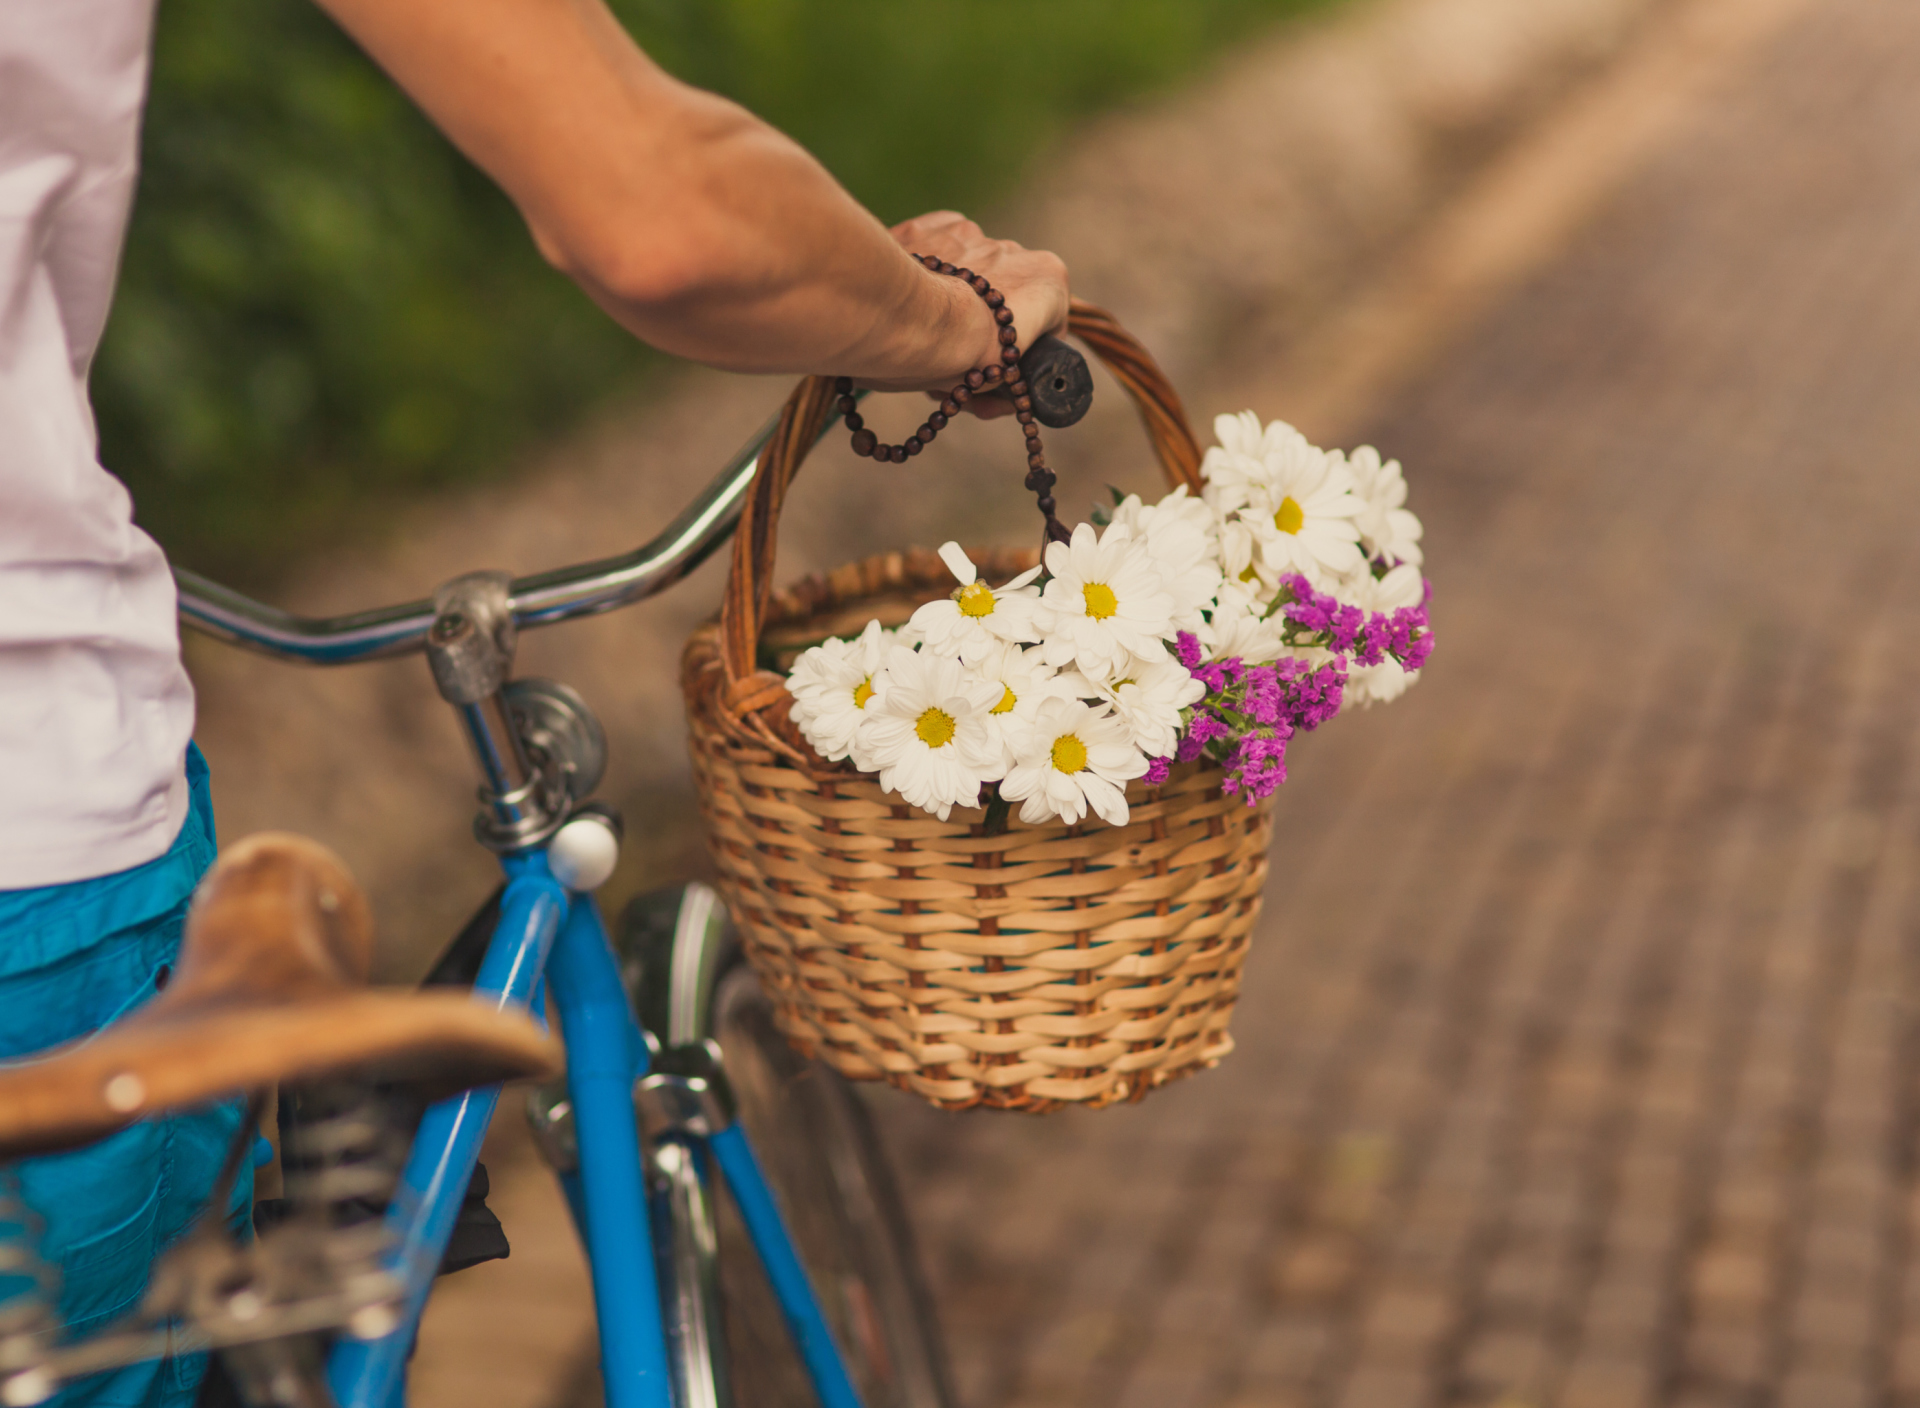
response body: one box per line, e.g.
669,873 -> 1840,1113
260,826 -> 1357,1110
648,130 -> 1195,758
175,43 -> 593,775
0,0 -> 193,889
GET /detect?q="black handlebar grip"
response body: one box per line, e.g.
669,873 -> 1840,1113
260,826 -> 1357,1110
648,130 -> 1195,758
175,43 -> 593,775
1019,333 -> 1094,429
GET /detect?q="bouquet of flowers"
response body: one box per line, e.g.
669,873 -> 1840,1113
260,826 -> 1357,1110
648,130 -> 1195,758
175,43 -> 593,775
785,411 -> 1435,827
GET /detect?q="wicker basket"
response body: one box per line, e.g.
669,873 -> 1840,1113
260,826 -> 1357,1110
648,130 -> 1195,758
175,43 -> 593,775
681,302 -> 1276,1112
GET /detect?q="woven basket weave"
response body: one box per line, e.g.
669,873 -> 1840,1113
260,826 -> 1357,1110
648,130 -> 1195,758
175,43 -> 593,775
681,302 -> 1276,1111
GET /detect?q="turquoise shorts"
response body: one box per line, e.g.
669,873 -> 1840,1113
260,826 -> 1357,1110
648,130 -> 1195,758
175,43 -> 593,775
0,746 -> 252,1408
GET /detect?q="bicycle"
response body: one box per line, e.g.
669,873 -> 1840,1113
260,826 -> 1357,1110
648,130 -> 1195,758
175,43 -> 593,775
0,337 -> 1096,1408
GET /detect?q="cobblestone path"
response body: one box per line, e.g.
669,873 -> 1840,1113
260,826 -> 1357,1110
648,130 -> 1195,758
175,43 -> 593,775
872,2 -> 1920,1406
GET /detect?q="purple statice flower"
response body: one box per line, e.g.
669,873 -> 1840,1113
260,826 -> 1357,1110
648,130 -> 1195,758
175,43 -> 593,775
1176,709 -> 1232,763
1277,574 -> 1333,634
1278,571 -> 1433,675
1275,658 -> 1347,731
1222,729 -> 1290,805
1192,655 -> 1246,696
1355,613 -> 1392,667
1174,631 -> 1203,669
1387,604 -> 1428,659
1330,604 -> 1364,655
1143,755 -> 1172,786
1243,664 -> 1282,727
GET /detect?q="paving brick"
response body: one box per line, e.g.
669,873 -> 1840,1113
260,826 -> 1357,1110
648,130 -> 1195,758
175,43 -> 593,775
1557,1354 -> 1655,1408
1687,1247 -> 1774,1319
1891,1331 -> 1920,1393
1357,1286 -> 1456,1365
1799,1221 -> 1881,1281
1335,1365 -> 1430,1408
1777,1371 -> 1869,1408
1509,1186 -> 1588,1242
1582,1276 -> 1668,1342
1786,1290 -> 1876,1358
1112,1363 -> 1215,1408
1245,1312 -> 1332,1382
1483,1248 -> 1576,1317
1683,1324 -> 1769,1387
1272,1234 -> 1363,1306
1457,1329 -> 1554,1395
1219,1390 -> 1312,1408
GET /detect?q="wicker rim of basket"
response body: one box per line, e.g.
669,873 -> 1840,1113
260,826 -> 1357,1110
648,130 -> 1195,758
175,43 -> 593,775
702,299 -> 1207,765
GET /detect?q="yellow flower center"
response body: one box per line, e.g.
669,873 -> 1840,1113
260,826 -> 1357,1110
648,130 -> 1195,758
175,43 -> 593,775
852,678 -> 874,710
1082,582 -> 1119,619
1273,496 -> 1305,535
915,707 -> 956,748
991,686 -> 1017,715
1238,564 -> 1261,583
955,581 -> 997,618
1050,733 -> 1088,773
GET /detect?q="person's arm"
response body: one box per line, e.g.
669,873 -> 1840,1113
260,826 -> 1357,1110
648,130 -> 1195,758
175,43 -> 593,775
310,0 -> 1068,390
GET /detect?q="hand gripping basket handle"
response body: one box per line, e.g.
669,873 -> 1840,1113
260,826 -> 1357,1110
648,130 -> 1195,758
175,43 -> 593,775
715,299 -> 1206,724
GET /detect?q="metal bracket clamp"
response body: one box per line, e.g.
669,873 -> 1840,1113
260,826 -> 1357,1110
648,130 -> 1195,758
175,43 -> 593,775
427,571 -> 583,852
527,1055 -> 733,1179
426,571 -> 517,705
634,1042 -> 737,1141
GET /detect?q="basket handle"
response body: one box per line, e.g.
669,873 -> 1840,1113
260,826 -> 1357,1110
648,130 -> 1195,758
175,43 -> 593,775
716,299 -> 1204,717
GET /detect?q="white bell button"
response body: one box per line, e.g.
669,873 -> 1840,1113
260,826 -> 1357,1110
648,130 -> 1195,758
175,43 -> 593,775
549,813 -> 620,891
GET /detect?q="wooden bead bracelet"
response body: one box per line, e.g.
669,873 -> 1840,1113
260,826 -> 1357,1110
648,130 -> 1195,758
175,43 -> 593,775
835,254 -> 1069,545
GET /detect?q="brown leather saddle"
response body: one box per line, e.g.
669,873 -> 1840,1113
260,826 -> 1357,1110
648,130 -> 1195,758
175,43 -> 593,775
0,834 -> 562,1160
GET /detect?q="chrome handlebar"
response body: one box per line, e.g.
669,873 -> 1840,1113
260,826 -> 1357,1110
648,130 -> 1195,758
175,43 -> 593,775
174,409 -> 779,666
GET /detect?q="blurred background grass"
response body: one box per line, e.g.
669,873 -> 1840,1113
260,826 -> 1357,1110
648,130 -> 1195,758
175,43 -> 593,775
97,0 -> 1333,586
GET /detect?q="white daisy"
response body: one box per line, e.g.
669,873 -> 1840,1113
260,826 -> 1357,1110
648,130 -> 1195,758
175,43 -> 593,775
1032,523 -> 1176,683
1197,581 -> 1286,664
1336,561 -> 1425,616
1085,656 -> 1206,757
857,646 -> 1003,821
786,619 -> 890,764
1344,445 -> 1424,567
908,542 -> 1042,663
1346,658 -> 1416,708
1239,440 -> 1365,586
1109,486 -> 1223,634
1198,411 -> 1314,513
967,641 -> 1086,770
1000,698 -> 1148,827
1216,513 -> 1264,595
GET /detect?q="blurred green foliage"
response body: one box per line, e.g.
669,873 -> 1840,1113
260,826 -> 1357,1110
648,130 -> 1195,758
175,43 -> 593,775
98,0 -> 1327,582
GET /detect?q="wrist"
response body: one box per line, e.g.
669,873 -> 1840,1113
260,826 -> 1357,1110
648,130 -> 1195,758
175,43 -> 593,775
870,258 -> 998,387
930,264 -> 1003,379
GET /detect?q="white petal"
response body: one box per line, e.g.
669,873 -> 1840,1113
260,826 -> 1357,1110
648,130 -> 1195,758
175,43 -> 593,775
1078,773 -> 1130,827
937,541 -> 977,586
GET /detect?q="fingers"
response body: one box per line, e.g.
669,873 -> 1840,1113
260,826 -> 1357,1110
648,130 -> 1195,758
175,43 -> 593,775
879,209 -> 1071,400
889,210 -> 982,255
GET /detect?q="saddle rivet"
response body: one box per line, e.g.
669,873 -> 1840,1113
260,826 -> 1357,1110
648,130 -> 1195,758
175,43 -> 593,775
103,1073 -> 146,1113
317,889 -> 339,913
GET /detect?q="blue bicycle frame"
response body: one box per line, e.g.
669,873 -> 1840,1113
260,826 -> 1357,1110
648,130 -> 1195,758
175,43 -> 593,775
322,848 -> 864,1408
165,409 -> 879,1408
